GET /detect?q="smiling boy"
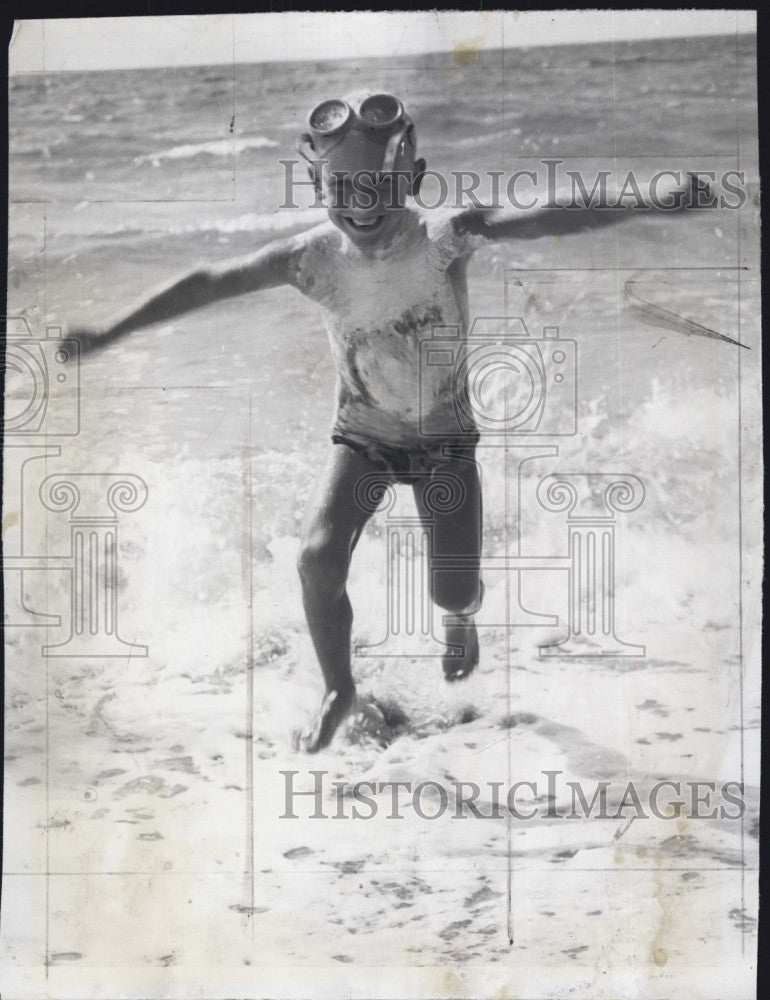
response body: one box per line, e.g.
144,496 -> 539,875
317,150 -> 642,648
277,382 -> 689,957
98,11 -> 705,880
73,91 -> 712,752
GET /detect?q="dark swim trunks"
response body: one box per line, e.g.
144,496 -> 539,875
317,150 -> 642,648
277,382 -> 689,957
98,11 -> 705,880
332,432 -> 480,486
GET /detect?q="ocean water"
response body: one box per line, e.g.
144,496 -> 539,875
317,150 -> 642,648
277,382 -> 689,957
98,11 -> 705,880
7,33 -> 759,447
4,32 -> 761,985
9,33 -> 757,230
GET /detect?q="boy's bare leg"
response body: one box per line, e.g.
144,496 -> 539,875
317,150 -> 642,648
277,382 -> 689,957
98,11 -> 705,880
413,448 -> 483,681
296,444 -> 382,751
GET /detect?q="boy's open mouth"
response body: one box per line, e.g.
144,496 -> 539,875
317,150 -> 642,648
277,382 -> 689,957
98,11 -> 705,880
344,215 -> 385,233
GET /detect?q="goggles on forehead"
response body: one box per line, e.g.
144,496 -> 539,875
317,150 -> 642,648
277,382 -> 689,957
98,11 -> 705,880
310,94 -> 406,135
299,94 -> 416,176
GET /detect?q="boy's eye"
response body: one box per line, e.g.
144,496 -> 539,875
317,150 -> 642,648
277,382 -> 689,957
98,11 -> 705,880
327,181 -> 352,206
376,175 -> 402,199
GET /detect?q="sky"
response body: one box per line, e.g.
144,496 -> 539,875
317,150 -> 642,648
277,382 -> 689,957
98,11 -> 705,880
10,10 -> 756,74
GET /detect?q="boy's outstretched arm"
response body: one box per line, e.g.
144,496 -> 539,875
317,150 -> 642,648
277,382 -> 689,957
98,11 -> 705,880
71,236 -> 302,354
453,172 -> 711,243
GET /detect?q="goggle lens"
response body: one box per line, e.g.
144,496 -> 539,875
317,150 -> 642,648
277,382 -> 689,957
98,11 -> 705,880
359,94 -> 403,128
309,99 -> 352,135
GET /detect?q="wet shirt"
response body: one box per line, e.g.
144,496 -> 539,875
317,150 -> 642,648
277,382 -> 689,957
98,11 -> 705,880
290,208 -> 487,450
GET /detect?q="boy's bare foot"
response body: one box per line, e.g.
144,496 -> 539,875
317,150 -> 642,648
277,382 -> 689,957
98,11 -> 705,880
442,620 -> 479,682
296,685 -> 356,753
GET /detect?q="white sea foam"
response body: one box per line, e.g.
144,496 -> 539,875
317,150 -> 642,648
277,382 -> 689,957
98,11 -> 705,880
168,207 -> 324,236
135,135 -> 278,166
41,206 -> 325,243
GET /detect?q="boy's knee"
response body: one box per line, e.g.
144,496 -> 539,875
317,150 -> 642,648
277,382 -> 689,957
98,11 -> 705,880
432,574 -> 483,616
297,531 -> 349,593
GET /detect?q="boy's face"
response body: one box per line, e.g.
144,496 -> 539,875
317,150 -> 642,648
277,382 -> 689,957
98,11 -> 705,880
321,170 -> 412,248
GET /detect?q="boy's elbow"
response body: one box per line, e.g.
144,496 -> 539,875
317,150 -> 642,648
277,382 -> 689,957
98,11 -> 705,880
194,266 -> 220,289
189,265 -> 228,303
198,262 -> 254,299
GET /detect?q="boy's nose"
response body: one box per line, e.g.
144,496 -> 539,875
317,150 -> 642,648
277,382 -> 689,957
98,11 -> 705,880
348,194 -> 383,215
349,201 -> 379,215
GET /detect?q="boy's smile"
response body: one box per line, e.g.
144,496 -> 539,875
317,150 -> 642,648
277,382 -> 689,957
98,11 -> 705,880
335,209 -> 395,246
323,173 -> 410,249
343,213 -> 385,232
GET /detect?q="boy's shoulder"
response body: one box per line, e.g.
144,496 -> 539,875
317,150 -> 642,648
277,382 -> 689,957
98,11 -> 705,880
283,207 -> 483,278
286,218 -> 342,253
420,205 -> 489,263
283,220 -> 347,298
421,205 -> 464,240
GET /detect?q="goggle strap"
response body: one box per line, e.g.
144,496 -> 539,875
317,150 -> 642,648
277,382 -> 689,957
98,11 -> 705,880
298,137 -> 328,170
381,123 -> 411,174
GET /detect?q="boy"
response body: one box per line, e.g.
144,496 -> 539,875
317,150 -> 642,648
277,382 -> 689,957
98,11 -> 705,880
73,91 -> 710,752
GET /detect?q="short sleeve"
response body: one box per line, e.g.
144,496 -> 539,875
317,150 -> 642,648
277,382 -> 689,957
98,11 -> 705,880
429,209 -> 490,270
292,225 -> 340,306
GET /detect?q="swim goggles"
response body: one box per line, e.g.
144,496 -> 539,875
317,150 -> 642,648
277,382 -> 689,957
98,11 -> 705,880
299,93 -> 416,175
